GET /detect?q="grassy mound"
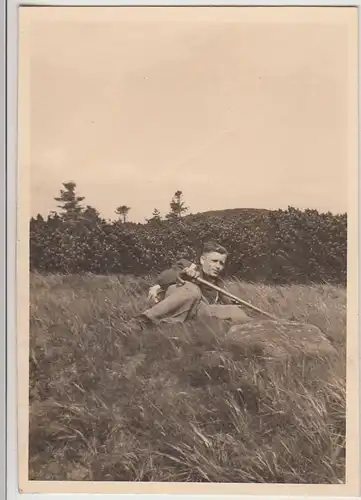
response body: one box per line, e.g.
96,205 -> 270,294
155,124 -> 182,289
29,273 -> 346,483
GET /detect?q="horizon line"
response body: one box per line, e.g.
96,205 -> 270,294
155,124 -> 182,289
30,204 -> 348,224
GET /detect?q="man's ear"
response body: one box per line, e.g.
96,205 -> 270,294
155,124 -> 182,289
200,255 -> 205,266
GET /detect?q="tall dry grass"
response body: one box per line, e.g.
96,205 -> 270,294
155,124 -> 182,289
29,273 -> 346,483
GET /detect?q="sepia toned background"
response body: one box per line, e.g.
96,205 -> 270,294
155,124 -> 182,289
17,5 -> 359,496
29,6 -> 350,222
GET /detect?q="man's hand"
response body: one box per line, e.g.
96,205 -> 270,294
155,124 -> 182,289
181,263 -> 201,280
148,284 -> 162,303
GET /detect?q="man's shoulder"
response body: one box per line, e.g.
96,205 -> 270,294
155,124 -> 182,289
216,276 -> 227,288
172,258 -> 193,269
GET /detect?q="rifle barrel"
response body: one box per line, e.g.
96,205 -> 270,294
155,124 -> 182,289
196,277 -> 280,321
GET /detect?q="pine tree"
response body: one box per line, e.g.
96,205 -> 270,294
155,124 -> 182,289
115,205 -> 131,223
54,181 -> 85,220
165,190 -> 188,221
146,208 -> 162,224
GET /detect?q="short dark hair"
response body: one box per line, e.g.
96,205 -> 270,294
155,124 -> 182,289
201,241 -> 228,256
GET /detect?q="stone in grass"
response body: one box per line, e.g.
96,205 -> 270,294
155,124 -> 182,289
226,319 -> 336,359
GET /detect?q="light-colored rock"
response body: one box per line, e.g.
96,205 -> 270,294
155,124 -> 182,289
226,319 -> 336,359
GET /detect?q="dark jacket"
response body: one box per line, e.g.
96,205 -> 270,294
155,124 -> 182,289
156,258 -> 233,305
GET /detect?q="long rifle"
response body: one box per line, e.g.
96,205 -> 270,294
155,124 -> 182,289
195,277 -> 281,321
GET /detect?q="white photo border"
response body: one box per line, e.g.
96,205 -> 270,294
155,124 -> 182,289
2,1 -> 6,499
5,1 -> 360,499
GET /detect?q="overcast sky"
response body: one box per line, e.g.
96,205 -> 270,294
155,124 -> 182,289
25,7 -> 354,222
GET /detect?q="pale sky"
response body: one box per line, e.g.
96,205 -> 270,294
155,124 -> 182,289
25,7 -> 354,222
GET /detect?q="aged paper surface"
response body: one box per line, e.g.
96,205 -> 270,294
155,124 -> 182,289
17,5 -> 359,496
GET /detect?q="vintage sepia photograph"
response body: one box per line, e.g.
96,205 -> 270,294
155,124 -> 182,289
16,4 -> 359,495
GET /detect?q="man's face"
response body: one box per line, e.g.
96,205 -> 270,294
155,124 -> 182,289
200,251 -> 227,278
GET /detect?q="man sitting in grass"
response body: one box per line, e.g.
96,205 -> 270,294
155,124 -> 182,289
132,241 -> 251,327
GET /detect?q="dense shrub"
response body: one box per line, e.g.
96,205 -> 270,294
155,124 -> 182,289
29,207 -> 347,285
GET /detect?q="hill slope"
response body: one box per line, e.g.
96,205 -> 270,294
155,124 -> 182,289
185,208 -> 271,221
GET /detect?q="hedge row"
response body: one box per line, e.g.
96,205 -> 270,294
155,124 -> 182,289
30,207 -> 347,285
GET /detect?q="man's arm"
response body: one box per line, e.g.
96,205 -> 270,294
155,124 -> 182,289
156,259 -> 193,287
148,259 -> 198,303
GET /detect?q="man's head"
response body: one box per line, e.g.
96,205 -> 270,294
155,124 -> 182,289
199,241 -> 228,279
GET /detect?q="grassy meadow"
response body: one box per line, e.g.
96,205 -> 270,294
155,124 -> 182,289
29,272 -> 346,483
